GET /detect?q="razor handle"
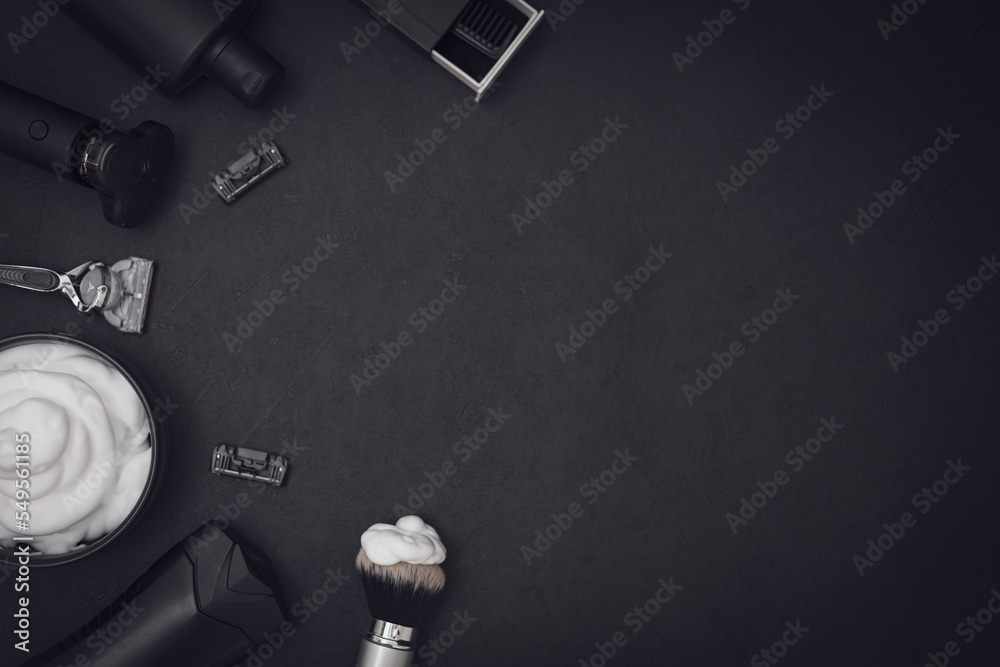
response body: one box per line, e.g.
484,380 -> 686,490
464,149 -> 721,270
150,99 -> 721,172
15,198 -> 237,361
0,81 -> 174,228
0,265 -> 62,292
24,529 -> 286,667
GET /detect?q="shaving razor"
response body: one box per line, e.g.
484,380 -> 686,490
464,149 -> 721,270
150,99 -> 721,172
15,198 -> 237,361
0,257 -> 154,333
0,81 -> 174,228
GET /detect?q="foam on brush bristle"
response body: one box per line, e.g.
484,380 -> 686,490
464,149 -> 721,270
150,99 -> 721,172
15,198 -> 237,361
355,548 -> 446,628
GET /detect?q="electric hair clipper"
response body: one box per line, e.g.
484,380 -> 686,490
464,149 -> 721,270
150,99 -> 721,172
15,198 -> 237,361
0,81 -> 174,228
24,528 -> 286,667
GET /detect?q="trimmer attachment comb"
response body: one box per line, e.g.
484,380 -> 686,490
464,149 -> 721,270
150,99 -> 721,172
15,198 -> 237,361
451,0 -> 518,58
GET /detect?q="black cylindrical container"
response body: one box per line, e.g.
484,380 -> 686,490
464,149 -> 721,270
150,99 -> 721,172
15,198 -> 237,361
65,0 -> 284,108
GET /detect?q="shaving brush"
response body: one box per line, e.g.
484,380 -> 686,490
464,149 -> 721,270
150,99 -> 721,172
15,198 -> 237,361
354,516 -> 447,667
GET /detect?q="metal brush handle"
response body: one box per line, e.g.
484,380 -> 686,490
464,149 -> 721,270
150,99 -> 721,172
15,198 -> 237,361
355,638 -> 414,667
356,619 -> 417,667
0,264 -> 63,292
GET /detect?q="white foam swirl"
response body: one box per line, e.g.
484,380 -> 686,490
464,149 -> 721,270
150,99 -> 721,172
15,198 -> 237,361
0,341 -> 152,555
361,515 -> 446,566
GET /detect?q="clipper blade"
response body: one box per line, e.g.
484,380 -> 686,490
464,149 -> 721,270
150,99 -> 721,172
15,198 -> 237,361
103,257 -> 154,334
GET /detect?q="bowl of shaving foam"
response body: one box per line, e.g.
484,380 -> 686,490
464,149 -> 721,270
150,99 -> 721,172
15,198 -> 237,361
0,333 -> 165,566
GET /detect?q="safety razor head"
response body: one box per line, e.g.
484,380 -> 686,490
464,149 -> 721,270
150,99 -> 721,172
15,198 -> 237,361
101,257 -> 154,334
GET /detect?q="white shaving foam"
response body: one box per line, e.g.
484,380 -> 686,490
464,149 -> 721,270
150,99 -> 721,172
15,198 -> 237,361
0,340 -> 152,555
361,515 -> 446,566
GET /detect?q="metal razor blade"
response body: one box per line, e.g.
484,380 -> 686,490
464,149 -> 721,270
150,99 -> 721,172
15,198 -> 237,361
211,444 -> 287,486
0,257 -> 153,334
212,142 -> 285,204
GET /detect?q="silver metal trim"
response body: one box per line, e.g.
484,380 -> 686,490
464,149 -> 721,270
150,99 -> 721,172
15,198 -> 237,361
365,617 -> 417,649
432,0 -> 544,101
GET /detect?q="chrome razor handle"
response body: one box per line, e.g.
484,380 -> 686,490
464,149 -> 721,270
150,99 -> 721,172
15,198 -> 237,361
0,264 -> 63,292
0,262 -> 110,313
355,619 -> 418,667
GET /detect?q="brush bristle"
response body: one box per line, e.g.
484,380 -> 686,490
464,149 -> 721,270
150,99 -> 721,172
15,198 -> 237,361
355,548 -> 446,628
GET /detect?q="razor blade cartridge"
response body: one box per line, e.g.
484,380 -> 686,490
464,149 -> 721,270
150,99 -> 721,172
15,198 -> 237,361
212,142 -> 285,203
212,444 -> 287,486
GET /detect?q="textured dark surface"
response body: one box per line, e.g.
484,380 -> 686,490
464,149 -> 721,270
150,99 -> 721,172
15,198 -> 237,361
2,0 -> 1000,665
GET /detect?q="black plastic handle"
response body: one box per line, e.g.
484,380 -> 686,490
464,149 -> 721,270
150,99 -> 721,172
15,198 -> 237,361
0,264 -> 62,291
24,529 -> 286,667
0,80 -> 93,175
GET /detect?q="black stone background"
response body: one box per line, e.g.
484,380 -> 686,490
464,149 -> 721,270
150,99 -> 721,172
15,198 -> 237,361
2,0 -> 1000,665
